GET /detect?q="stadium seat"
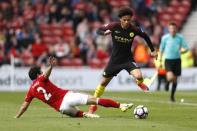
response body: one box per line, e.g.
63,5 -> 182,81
70,58 -> 83,67
59,58 -> 72,66
88,58 -> 104,68
172,13 -> 184,28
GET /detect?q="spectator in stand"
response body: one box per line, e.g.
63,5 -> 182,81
54,37 -> 70,61
76,18 -> 91,64
6,35 -> 22,66
16,27 -> 33,52
69,37 -> 80,58
59,6 -> 72,23
0,30 -> 6,48
31,34 -> 47,59
94,27 -> 110,61
48,3 -> 58,23
20,46 -> 34,66
31,34 -> 48,65
0,0 -> 193,67
0,29 -> 9,65
0,45 -> 6,65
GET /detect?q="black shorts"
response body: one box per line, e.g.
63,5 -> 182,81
165,59 -> 181,76
102,61 -> 140,77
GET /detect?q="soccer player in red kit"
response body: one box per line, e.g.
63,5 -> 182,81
89,7 -> 158,113
14,57 -> 133,118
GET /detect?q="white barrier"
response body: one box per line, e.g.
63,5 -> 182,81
0,66 -> 197,91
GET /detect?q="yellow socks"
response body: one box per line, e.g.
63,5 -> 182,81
94,85 -> 105,97
136,78 -> 144,85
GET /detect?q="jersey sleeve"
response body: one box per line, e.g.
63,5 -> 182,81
97,22 -> 117,35
25,88 -> 34,102
135,27 -> 155,52
181,35 -> 189,49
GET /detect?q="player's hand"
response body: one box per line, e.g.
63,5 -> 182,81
49,56 -> 57,66
150,51 -> 158,60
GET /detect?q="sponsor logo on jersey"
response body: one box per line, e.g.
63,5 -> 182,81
129,32 -> 134,37
114,35 -> 132,43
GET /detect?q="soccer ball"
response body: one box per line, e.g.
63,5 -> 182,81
133,105 -> 149,119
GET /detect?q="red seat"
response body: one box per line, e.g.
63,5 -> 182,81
120,0 -> 130,6
59,58 -> 72,66
53,29 -> 64,36
159,12 -> 172,21
40,24 -> 50,30
88,58 -> 103,68
70,58 -> 83,66
166,6 -> 176,14
108,0 -> 119,8
171,13 -> 184,28
170,0 -> 180,8
41,29 -> 52,36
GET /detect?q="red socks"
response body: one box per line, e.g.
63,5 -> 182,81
75,110 -> 84,117
138,83 -> 149,91
98,98 -> 120,108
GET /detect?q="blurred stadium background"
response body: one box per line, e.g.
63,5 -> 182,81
0,1 -> 197,131
0,0 -> 197,91
0,0 -> 197,67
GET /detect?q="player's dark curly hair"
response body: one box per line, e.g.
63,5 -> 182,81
168,21 -> 177,27
118,7 -> 133,18
28,66 -> 42,80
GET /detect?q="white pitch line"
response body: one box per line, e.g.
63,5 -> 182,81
110,97 -> 197,107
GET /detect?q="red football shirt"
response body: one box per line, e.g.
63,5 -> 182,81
25,75 -> 68,111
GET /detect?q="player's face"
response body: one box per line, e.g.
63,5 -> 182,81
168,25 -> 177,36
120,15 -> 132,29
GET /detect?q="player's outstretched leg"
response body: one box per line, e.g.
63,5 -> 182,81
98,98 -> 133,112
76,98 -> 133,118
88,97 -> 134,112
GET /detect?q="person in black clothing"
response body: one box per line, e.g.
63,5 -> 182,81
89,7 -> 158,113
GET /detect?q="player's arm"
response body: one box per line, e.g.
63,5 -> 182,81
180,35 -> 189,53
96,23 -> 116,35
43,57 -> 57,79
14,101 -> 31,118
137,29 -> 157,58
159,36 -> 166,66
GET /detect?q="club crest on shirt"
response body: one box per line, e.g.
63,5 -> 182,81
129,32 -> 134,37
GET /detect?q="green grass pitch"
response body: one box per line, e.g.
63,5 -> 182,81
0,91 -> 197,131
